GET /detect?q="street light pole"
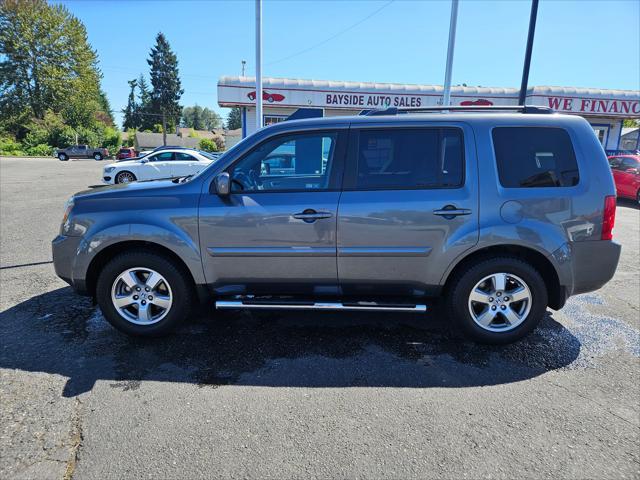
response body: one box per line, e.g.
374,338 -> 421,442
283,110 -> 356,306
441,0 -> 459,107
255,0 -> 263,130
518,0 -> 539,105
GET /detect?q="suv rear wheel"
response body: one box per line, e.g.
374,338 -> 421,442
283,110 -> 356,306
93,152 -> 103,161
96,250 -> 194,336
58,153 -> 68,161
447,257 -> 548,344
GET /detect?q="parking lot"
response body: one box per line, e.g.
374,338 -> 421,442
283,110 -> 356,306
0,156 -> 638,479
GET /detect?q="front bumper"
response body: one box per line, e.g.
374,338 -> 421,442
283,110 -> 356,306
52,235 -> 89,295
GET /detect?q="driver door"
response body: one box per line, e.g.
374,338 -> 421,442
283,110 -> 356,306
142,151 -> 174,180
198,129 -> 347,295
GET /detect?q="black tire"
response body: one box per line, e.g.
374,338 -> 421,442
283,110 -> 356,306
93,153 -> 103,161
58,153 -> 68,161
95,250 -> 194,336
446,256 -> 548,344
115,171 -> 136,184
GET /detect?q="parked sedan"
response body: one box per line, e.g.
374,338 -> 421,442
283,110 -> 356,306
608,155 -> 640,204
102,149 -> 217,184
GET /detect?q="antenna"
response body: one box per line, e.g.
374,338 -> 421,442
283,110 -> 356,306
241,60 -> 246,77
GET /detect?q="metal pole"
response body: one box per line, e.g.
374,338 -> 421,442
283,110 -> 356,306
442,0 -> 459,107
255,0 -> 263,130
519,0 -> 539,106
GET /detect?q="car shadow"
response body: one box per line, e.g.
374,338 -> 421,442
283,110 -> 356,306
617,197 -> 639,210
0,287 -> 581,397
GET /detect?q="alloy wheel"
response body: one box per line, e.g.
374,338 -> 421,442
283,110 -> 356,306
110,267 -> 173,325
467,272 -> 532,332
116,172 -> 135,183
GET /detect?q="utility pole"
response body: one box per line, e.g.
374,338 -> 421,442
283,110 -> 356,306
255,0 -> 263,130
441,0 -> 459,107
162,110 -> 167,145
241,60 -> 246,77
518,0 -> 539,105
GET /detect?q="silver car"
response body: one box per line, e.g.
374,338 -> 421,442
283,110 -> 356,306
52,107 -> 621,343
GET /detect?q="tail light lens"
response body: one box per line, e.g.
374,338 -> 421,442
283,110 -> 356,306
601,195 -> 616,240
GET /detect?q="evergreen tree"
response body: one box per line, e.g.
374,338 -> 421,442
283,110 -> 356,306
147,32 -> 183,144
122,79 -> 138,130
226,107 -> 242,130
137,74 -> 152,130
202,107 -> 221,130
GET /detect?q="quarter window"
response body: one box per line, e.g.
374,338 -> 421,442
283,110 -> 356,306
175,152 -> 197,161
352,128 -> 464,189
229,132 -> 337,192
492,127 -> 579,188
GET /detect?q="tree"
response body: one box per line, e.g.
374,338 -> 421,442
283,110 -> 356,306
122,79 -> 138,130
0,0 -> 106,136
147,32 -> 183,145
226,107 -> 241,130
183,105 -> 222,130
623,119 -> 639,128
201,108 -> 221,130
137,74 -> 152,130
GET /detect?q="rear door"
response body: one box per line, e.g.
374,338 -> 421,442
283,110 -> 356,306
172,152 -> 201,177
336,124 -> 478,297
198,129 -> 347,295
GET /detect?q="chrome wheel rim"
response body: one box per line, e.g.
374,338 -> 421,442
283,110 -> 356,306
117,172 -> 134,183
110,267 -> 172,325
467,272 -> 532,332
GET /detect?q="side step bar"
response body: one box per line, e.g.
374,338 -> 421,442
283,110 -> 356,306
215,300 -> 426,313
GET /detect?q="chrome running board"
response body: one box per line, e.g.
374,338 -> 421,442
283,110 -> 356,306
215,300 -> 427,313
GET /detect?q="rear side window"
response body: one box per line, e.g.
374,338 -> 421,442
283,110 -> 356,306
352,128 -> 464,189
492,127 -> 579,188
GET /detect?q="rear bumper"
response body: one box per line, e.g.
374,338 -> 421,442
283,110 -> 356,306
569,240 -> 621,296
52,235 -> 89,295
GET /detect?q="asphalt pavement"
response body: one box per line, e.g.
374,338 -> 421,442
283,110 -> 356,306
1,156 -> 638,479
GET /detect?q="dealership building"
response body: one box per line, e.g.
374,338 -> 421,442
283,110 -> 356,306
218,76 -> 640,152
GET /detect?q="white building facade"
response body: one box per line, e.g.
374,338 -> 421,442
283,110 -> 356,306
218,76 -> 640,152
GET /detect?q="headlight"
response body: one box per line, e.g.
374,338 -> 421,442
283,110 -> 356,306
104,167 -> 115,173
60,197 -> 75,235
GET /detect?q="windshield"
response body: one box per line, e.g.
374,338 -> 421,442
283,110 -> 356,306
199,151 -> 220,161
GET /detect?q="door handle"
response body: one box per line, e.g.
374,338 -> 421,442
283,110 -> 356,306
293,209 -> 333,223
433,205 -> 472,219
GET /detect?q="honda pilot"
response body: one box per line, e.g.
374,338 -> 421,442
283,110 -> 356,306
52,107 -> 621,343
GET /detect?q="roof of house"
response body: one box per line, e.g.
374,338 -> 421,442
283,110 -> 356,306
621,127 -> 639,137
177,128 -> 217,139
135,132 -> 201,149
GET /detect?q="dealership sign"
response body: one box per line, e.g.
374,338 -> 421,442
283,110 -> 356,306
218,80 -> 640,118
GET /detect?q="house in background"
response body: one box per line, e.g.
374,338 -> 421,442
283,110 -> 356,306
131,129 -> 227,151
620,127 -> 640,152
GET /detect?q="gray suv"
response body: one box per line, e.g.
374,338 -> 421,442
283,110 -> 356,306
52,108 -> 621,343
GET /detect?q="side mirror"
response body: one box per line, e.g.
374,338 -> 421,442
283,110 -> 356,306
626,167 -> 639,175
215,172 -> 230,196
140,158 -> 149,163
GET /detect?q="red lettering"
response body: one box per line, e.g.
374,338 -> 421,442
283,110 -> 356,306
621,102 -> 630,114
562,98 -> 573,111
609,101 -> 619,113
632,102 -> 640,114
597,100 -> 608,112
580,99 -> 590,111
548,97 -> 562,109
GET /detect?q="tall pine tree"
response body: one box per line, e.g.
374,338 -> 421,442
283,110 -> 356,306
122,79 -> 138,130
137,74 -> 152,130
226,107 -> 241,130
147,32 -> 183,144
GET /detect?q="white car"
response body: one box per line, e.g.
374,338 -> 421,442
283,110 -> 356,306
102,149 -> 217,184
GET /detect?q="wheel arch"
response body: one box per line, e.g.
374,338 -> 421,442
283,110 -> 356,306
442,244 -> 565,310
85,240 -> 198,299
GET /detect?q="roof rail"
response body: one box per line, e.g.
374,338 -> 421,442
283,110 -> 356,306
360,105 -> 554,116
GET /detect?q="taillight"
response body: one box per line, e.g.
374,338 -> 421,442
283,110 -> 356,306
601,195 -> 616,240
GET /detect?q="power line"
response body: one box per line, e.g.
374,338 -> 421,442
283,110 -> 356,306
266,0 -> 396,67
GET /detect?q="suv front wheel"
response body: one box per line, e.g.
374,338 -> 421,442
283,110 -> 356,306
447,257 -> 548,344
96,250 -> 194,336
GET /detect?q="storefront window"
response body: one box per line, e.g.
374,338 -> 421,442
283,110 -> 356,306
263,115 -> 287,127
591,125 -> 609,147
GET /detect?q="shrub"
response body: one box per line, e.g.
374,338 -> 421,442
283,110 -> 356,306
26,143 -> 54,157
102,127 -> 121,155
0,136 -> 25,156
198,138 -> 218,152
212,134 -> 225,151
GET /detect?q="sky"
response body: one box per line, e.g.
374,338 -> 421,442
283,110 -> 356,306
59,0 -> 640,129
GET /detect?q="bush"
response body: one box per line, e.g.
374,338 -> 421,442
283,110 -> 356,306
26,143 -> 54,157
0,136 -> 25,156
102,127 -> 121,155
212,134 -> 225,151
198,138 -> 218,152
